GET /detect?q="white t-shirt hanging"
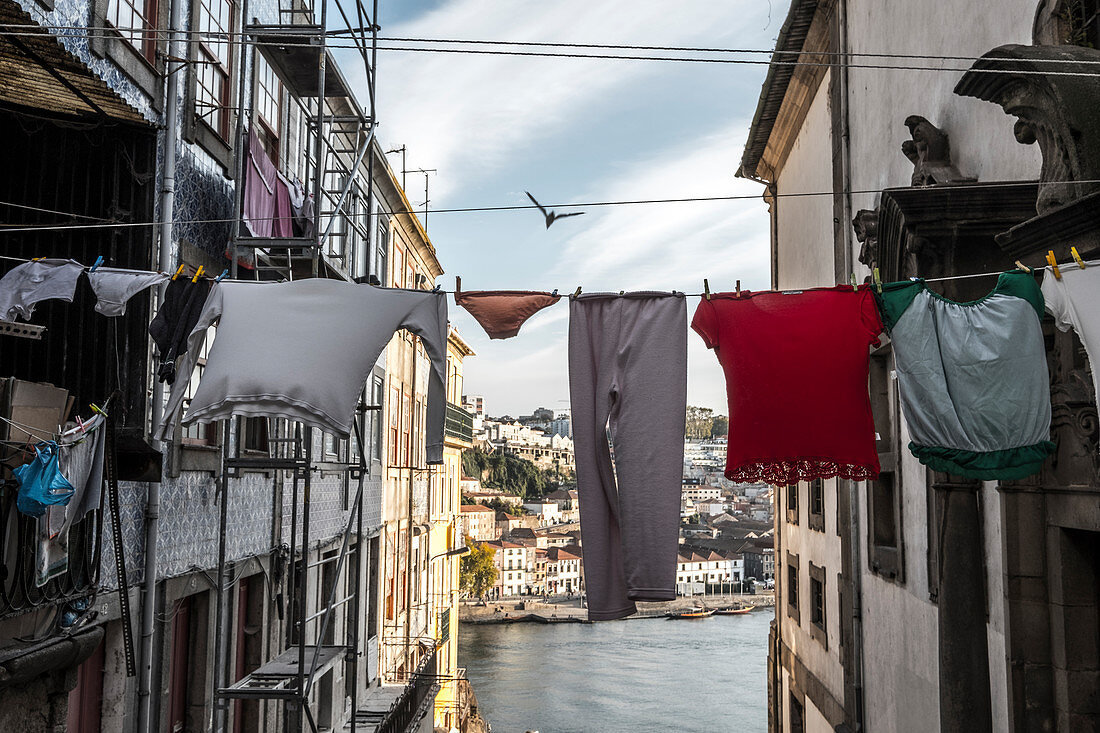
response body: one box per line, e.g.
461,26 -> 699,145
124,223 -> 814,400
1041,264 -> 1100,433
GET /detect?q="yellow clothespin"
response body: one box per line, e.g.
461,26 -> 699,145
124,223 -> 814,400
872,267 -> 882,293
735,280 -> 741,298
89,403 -> 107,417
572,286 -> 581,298
1046,250 -> 1061,280
850,273 -> 858,291
1015,260 -> 1032,273
1071,246 -> 1087,269
703,279 -> 711,300
191,265 -> 205,283
171,264 -> 185,281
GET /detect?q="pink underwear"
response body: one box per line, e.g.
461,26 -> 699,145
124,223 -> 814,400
455,288 -> 561,339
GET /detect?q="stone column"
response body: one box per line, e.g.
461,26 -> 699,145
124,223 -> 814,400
936,480 -> 993,733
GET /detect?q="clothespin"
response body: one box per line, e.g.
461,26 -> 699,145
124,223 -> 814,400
703,279 -> 711,300
171,264 -> 185,281
1046,251 -> 1061,280
455,276 -> 462,294
1071,246 -> 1087,269
191,265 -> 205,283
89,403 -> 107,417
735,280 -> 741,298
573,286 -> 581,298
872,267 -> 882,294
215,269 -> 228,283
1015,260 -> 1032,273
89,255 -> 104,273
850,274 -> 858,291
551,289 -> 558,297
432,284 -> 442,293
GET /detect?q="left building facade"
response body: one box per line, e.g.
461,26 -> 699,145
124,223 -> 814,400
0,0 -> 470,730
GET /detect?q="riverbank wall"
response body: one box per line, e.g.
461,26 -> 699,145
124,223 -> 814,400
460,593 -> 775,624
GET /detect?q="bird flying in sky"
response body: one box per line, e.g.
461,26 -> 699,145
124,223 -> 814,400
525,191 -> 585,229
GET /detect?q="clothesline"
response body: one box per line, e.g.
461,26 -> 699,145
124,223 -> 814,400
0,252 -> 1086,295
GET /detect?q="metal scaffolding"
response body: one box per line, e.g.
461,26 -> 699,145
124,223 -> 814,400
209,0 -> 383,729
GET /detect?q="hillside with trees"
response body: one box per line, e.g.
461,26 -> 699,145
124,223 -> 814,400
461,448 -> 571,501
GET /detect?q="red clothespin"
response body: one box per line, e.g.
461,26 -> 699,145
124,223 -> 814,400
1046,250 -> 1062,280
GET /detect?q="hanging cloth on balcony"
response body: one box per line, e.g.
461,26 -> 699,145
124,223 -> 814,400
243,129 -> 295,239
157,280 -> 449,463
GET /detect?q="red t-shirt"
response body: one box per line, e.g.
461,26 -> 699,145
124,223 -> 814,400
691,285 -> 883,485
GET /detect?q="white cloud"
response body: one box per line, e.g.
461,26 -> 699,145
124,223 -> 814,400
553,122 -> 771,292
369,0 -> 775,197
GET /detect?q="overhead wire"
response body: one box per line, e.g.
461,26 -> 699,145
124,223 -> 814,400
3,25 -> 1100,77
0,180 -> 1093,234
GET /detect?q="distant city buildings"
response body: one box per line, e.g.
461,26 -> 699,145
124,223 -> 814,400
460,435 -> 775,602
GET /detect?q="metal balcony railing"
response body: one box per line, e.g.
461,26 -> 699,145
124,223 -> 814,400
0,480 -> 101,619
444,404 -> 473,444
376,648 -> 439,733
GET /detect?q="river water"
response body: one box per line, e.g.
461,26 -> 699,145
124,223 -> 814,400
458,610 -> 770,733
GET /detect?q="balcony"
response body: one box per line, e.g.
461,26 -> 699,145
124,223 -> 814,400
0,482 -> 100,619
444,403 -> 473,445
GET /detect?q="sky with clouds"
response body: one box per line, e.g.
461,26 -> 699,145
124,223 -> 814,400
337,1 -> 786,417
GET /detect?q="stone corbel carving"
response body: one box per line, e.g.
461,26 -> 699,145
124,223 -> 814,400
853,209 -> 879,269
955,44 -> 1100,215
902,116 -> 976,187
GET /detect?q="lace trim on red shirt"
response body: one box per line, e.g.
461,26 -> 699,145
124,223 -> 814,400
728,459 -> 879,485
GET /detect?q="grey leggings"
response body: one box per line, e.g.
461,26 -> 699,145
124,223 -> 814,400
568,292 -> 687,620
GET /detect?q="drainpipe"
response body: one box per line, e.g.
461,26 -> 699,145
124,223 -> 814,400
836,1 -> 865,729
139,0 -> 183,727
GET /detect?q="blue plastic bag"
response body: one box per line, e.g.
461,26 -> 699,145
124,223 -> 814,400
14,442 -> 75,517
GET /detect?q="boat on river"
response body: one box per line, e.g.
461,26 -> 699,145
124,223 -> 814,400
667,608 -> 715,619
715,606 -> 753,615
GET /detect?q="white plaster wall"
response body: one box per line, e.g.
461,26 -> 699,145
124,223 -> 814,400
805,696 -> 833,733
780,476 -> 847,700
775,71 -> 838,290
859,409 -> 941,732
846,0 -> 1042,278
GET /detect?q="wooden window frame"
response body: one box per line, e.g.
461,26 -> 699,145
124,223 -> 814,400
105,0 -> 158,62
808,478 -> 825,532
809,562 -> 827,648
786,483 -> 798,525
786,551 -> 799,624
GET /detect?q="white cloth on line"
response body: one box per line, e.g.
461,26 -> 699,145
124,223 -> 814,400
1042,265 -> 1100,438
0,259 -> 83,322
88,267 -> 168,316
157,279 -> 449,463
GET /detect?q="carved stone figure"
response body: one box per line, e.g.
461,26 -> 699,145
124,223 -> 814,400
902,116 -> 975,187
955,44 -> 1100,215
852,209 -> 879,269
